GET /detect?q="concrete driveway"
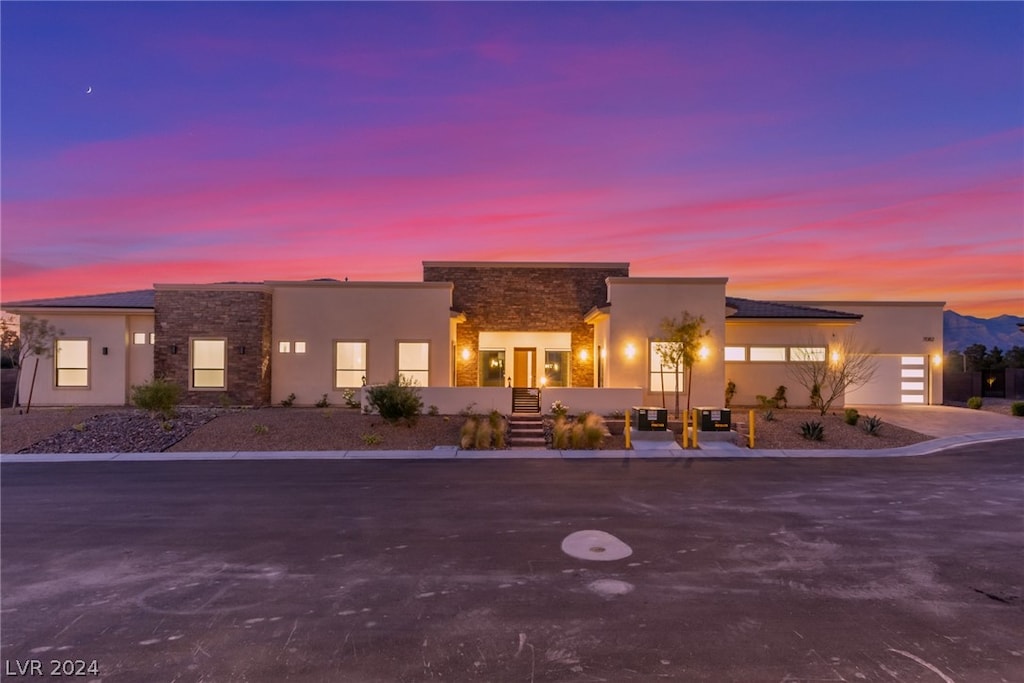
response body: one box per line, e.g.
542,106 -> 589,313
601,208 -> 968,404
850,403 -> 1022,438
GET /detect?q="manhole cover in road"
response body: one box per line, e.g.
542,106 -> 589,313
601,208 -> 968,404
561,530 -> 632,561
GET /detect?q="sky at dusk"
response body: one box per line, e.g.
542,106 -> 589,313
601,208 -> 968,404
2,2 -> 1022,316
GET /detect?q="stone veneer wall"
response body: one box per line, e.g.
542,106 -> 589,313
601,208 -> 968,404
154,288 -> 272,406
423,264 -> 629,387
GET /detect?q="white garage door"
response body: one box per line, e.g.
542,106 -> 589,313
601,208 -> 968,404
846,355 -> 930,405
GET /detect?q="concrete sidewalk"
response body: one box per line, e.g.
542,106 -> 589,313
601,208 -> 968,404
3,429 -> 1022,463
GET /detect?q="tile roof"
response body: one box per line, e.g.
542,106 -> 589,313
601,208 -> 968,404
3,289 -> 155,310
725,297 -> 861,320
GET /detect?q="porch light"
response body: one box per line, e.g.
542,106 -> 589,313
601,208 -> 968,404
578,349 -> 589,362
539,376 -> 547,387
698,345 -> 710,361
932,355 -> 942,367
830,349 -> 841,364
461,347 -> 471,361
624,343 -> 636,360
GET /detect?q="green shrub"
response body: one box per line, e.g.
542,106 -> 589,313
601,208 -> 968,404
800,420 -> 825,441
361,433 -> 382,446
773,385 -> 788,408
280,393 -> 296,407
725,380 -> 736,408
1011,402 -> 1024,417
861,415 -> 883,436
253,423 -> 269,435
763,409 -> 775,422
967,396 -> 983,410
131,378 -> 182,418
844,408 -> 860,426
428,404 -> 440,416
365,378 -> 423,424
756,394 -> 777,410
550,400 -> 569,418
315,393 -> 331,408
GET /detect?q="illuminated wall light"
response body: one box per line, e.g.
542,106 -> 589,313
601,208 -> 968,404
461,348 -> 471,361
931,355 -> 942,367
698,345 -> 710,361
830,350 -> 841,364
624,343 -> 636,360
600,348 -> 607,359
539,376 -> 547,387
578,349 -> 589,362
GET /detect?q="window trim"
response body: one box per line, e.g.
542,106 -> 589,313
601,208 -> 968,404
190,338 -> 227,390
54,338 -> 90,388
334,340 -> 368,389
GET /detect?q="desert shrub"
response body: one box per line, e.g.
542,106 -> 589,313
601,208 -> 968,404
756,394 -> 776,410
280,393 -> 296,407
315,393 -> 331,408
361,433 -> 382,446
554,413 -> 608,450
488,410 -> 507,449
763,409 -> 776,422
474,419 -> 493,449
551,417 -> 571,449
725,380 -> 736,408
459,402 -> 477,417
773,385 -> 788,408
72,422 -> 87,432
365,378 -> 423,424
428,404 -> 440,416
550,400 -> 569,418
460,417 -> 479,449
341,388 -> 361,409
861,415 -> 883,436
253,423 -> 269,435
131,378 -> 181,418
844,408 -> 860,426
800,420 -> 825,441
967,396 -> 983,410
1011,402 -> 1024,417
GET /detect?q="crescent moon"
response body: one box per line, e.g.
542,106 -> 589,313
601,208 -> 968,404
86,86 -> 92,94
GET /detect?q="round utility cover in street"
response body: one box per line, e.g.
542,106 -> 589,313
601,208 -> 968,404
561,529 -> 633,561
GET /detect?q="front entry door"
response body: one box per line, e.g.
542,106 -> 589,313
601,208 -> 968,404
513,348 -> 535,387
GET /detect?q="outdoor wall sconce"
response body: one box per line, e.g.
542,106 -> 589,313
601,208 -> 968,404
102,347 -> 108,355
237,346 -> 246,355
624,343 -> 636,360
170,345 -> 178,355
461,347 -> 471,361
698,345 -> 709,361
578,349 -> 589,362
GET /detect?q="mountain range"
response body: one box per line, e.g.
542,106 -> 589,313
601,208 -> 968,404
944,310 -> 1024,351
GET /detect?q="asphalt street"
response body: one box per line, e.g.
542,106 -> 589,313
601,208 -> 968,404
2,441 -> 1022,682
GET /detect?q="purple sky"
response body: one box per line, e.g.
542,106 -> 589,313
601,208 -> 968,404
2,2 -> 1021,316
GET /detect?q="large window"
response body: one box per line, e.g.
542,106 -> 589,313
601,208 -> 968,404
724,346 -> 746,362
192,339 -> 226,388
544,350 -> 569,387
749,347 -> 787,362
335,341 -> 367,388
649,341 -> 683,393
789,347 -> 826,362
55,339 -> 89,387
398,342 -> 429,386
479,349 -> 506,387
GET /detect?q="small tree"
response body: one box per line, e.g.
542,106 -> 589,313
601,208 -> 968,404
653,312 -> 710,415
788,333 -> 878,416
10,316 -> 63,412
1,315 -> 20,369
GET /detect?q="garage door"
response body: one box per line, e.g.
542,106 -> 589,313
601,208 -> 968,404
846,355 -> 931,405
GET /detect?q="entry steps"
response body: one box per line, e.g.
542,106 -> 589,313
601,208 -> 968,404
509,413 -> 546,448
511,388 -> 541,413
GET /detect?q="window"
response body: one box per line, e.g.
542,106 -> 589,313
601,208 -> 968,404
133,332 -> 148,345
544,350 -> 569,387
479,349 -> 505,387
55,339 -> 89,387
398,342 -> 429,386
790,347 -> 826,362
192,339 -> 226,388
750,347 -> 786,362
335,341 -> 367,388
294,341 -> 306,354
724,346 -> 746,362
649,341 -> 683,392
149,333 -> 156,344
279,341 -> 292,353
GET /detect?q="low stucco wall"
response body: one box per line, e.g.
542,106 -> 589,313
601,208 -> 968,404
359,386 -> 644,416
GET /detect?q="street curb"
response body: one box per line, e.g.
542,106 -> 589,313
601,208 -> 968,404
2,431 -> 1022,464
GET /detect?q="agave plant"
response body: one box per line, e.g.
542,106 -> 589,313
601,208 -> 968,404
861,415 -> 883,436
800,420 -> 825,441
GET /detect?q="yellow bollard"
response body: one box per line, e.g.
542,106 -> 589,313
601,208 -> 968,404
691,408 -> 699,449
681,410 -> 689,448
748,409 -> 756,448
625,409 -> 631,450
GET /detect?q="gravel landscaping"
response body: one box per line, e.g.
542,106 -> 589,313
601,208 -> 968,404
1,404 -> 942,454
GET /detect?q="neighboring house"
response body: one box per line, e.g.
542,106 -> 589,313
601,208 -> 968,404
2,261 -> 945,411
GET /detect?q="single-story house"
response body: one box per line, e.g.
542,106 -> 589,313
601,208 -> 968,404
2,261 -> 944,413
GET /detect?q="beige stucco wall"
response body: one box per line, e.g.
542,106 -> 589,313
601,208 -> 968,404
270,281 -> 454,405
605,278 -> 728,413
12,310 -> 153,406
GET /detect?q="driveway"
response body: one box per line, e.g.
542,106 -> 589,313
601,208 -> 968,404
850,403 -> 1022,438
3,442 -> 1022,682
